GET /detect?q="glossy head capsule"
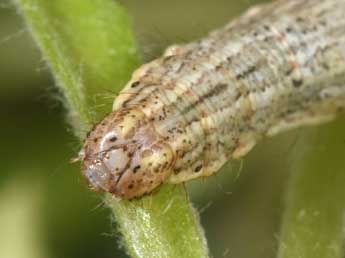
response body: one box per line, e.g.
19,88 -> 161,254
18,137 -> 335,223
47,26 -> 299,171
78,108 -> 175,199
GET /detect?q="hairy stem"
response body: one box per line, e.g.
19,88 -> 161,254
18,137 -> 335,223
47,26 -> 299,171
14,0 -> 209,257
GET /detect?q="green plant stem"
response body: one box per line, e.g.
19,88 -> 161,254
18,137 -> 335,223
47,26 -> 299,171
109,185 -> 208,258
278,118 -> 345,258
14,0 -> 139,137
14,0 -> 209,257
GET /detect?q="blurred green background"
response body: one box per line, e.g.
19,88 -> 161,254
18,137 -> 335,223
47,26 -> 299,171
0,0 -> 307,257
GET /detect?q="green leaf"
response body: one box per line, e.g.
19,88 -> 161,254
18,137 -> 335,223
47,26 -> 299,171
278,118 -> 345,258
14,0 -> 209,257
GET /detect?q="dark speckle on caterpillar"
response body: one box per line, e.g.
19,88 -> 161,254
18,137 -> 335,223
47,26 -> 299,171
77,0 -> 345,199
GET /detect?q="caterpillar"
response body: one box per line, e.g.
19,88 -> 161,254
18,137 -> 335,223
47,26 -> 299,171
78,0 -> 345,199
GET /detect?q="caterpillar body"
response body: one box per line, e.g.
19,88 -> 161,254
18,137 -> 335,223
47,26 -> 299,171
79,0 -> 345,199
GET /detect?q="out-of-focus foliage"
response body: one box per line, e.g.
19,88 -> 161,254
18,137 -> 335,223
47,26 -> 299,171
278,119 -> 345,258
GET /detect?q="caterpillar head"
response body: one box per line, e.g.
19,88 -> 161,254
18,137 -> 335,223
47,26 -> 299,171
79,108 -> 175,199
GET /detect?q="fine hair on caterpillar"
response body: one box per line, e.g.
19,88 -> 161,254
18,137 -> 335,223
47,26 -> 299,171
78,0 -> 345,199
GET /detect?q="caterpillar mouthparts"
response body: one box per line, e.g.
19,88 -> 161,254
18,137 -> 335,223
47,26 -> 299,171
80,108 -> 175,199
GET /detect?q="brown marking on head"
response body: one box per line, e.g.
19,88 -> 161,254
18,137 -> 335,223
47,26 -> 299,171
79,107 -> 175,199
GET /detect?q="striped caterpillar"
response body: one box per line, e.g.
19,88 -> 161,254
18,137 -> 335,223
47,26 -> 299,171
78,0 -> 345,199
